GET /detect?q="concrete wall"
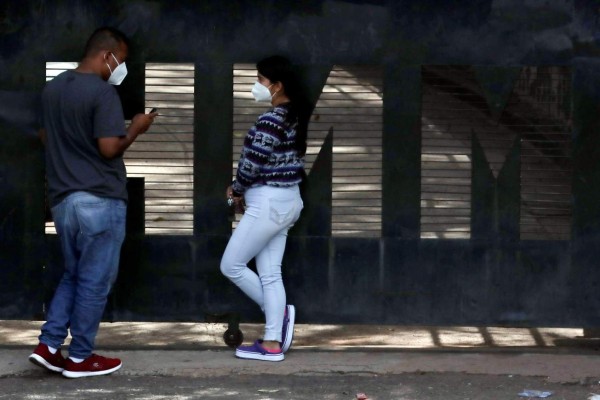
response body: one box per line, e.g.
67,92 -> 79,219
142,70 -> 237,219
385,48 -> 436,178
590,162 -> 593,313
1,0 -> 600,326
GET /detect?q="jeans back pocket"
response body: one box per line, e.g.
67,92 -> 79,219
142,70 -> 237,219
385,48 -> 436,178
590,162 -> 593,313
268,198 -> 294,226
75,199 -> 111,237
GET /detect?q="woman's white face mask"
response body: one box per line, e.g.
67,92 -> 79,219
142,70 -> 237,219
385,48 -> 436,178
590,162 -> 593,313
251,81 -> 273,102
106,53 -> 128,86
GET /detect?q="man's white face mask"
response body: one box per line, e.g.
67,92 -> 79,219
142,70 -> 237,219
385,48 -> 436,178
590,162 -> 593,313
106,53 -> 128,86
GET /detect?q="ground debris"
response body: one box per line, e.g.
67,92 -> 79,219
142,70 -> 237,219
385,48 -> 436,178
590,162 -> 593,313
518,389 -> 553,398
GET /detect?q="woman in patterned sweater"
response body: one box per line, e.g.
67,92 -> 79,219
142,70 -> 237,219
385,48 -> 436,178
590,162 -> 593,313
221,55 -> 307,362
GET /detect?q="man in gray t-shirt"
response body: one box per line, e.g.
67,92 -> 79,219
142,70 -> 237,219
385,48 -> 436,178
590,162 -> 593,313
29,27 -> 157,379
42,69 -> 129,207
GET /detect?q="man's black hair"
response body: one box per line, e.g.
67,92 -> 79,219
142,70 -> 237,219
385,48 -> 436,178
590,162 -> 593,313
83,27 -> 129,58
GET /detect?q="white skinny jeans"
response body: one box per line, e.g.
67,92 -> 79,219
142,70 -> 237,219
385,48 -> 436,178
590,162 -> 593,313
220,185 -> 303,342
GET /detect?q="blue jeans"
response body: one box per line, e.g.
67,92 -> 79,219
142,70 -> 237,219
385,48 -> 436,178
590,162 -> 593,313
39,191 -> 126,359
221,185 -> 303,342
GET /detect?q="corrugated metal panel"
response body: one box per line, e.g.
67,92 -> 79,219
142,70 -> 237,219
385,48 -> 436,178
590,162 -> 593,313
421,66 -> 473,239
232,64 -> 383,237
310,66 -> 383,237
44,62 -> 194,236
514,66 -> 572,240
46,62 -> 79,81
125,63 -> 194,235
420,65 -> 572,241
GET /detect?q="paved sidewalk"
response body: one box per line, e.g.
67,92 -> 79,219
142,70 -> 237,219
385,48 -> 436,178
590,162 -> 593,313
1,321 -> 600,399
1,320 -> 599,381
0,320 -> 592,350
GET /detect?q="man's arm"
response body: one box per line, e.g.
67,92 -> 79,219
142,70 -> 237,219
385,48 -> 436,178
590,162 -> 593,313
98,112 -> 157,159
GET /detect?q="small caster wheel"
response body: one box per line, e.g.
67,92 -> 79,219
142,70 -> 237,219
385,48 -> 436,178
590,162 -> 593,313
223,328 -> 243,347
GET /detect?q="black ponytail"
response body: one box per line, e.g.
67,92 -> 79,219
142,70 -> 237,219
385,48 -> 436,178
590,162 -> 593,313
257,56 -> 309,157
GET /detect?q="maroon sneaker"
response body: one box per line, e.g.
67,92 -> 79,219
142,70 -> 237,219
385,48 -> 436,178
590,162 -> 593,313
62,354 -> 122,378
29,343 -> 66,373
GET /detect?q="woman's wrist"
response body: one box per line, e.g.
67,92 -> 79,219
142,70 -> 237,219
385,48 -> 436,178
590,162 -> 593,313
230,183 -> 243,197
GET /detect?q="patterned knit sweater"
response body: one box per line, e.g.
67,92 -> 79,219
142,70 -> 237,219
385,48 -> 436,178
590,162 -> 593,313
232,103 -> 304,195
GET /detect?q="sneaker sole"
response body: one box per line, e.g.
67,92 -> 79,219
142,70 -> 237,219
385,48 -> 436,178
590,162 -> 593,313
235,349 -> 284,362
62,363 -> 122,378
29,353 -> 64,373
281,305 -> 295,353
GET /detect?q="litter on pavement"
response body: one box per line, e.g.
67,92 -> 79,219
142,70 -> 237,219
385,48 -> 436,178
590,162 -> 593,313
518,389 -> 553,398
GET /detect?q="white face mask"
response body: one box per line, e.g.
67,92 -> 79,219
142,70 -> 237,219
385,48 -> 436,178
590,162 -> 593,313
251,81 -> 273,102
106,53 -> 128,86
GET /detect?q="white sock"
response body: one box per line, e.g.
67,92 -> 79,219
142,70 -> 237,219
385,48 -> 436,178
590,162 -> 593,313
69,357 -> 84,363
47,345 -> 58,354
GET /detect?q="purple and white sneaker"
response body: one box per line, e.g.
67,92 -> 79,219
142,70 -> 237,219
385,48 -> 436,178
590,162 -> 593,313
235,340 -> 284,362
281,304 -> 295,353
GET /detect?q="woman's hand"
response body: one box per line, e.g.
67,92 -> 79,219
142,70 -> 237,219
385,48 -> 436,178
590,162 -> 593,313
226,185 -> 235,199
226,185 -> 245,214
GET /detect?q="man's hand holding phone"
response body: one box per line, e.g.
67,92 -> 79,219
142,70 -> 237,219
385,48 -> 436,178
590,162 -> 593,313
131,108 -> 158,136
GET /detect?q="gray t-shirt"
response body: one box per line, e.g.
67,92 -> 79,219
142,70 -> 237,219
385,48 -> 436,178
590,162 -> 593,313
42,70 -> 128,207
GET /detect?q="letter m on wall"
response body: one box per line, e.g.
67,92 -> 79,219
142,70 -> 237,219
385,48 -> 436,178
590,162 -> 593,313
420,66 -> 572,240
